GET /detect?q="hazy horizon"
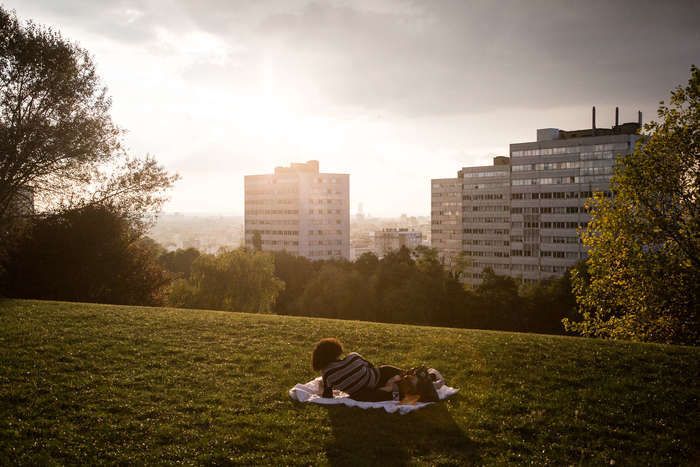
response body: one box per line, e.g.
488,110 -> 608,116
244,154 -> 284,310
7,0 -> 699,216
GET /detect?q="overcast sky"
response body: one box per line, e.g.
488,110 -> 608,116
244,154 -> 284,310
6,0 -> 700,216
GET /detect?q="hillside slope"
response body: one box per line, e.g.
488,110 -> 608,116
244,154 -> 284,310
1,299 -> 698,465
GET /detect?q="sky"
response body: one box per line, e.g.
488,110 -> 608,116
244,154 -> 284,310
6,0 -> 700,216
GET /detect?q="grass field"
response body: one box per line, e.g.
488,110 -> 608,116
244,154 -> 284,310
1,299 -> 699,465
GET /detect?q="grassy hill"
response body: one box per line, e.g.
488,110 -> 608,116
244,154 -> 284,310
1,300 -> 698,465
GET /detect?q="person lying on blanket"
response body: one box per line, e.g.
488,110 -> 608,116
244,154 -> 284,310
312,337 -> 404,402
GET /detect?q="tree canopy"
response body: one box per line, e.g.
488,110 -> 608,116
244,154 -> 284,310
564,65 -> 700,345
167,249 -> 285,313
0,7 -> 176,236
0,7 -> 177,297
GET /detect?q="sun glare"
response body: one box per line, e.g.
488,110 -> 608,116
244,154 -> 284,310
228,52 -> 342,151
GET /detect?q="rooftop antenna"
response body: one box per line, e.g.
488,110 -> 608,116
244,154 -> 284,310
592,106 -> 596,136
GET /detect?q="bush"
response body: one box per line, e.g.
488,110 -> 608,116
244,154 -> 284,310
2,205 -> 169,305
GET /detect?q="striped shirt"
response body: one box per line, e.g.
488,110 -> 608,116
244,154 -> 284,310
322,352 -> 380,396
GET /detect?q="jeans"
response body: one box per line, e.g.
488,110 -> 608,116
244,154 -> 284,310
350,365 -> 403,402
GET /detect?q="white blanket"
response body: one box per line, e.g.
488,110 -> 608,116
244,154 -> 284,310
288,377 -> 459,415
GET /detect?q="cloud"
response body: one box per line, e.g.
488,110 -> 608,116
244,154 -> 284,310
11,0 -> 161,44
251,0 -> 700,115
13,0 -> 699,116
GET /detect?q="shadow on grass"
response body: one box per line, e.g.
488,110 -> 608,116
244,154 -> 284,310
325,400 -> 480,466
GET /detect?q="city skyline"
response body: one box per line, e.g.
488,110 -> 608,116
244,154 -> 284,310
8,0 -> 699,216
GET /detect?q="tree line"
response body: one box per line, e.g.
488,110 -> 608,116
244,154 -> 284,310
1,218 -> 578,334
168,245 -> 578,334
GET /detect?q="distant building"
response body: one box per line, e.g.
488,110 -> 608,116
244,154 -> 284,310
371,228 -> 422,258
432,107 -> 642,285
244,161 -> 350,260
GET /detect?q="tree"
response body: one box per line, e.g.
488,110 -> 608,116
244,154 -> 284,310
378,273 -> 435,324
167,248 -> 284,313
272,251 -> 319,315
413,245 -> 443,276
252,231 -> 262,251
564,66 -> 700,345
471,268 -> 523,330
298,264 -> 375,321
0,7 -> 175,237
159,247 -> 201,279
439,274 -> 472,327
1,204 -> 169,305
519,267 -> 578,334
354,251 -> 379,278
373,246 -> 415,299
447,251 -> 471,282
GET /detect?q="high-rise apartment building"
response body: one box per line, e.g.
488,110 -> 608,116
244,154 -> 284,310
432,108 -> 642,285
244,161 -> 350,260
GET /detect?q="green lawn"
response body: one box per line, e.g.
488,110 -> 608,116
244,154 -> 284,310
1,299 -> 698,465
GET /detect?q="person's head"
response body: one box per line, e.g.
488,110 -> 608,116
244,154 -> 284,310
312,337 -> 343,371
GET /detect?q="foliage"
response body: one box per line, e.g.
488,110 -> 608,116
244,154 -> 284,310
519,269 -> 578,334
167,248 -> 284,313
0,7 -> 176,238
158,247 -> 201,279
265,246 -> 577,334
447,250 -> 471,281
299,264 -> 375,321
565,66 -> 700,345
1,205 -> 169,305
1,299 -> 699,465
470,268 -> 522,330
251,230 -> 262,251
354,251 -> 379,277
271,251 -> 320,315
372,248 -> 417,300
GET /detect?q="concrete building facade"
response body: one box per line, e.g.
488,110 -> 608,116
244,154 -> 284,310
460,156 -> 512,281
371,228 -> 422,258
244,161 -> 350,260
430,177 -> 462,262
432,109 -> 641,285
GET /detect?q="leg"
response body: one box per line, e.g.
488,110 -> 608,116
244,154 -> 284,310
377,365 -> 404,387
349,387 -> 394,402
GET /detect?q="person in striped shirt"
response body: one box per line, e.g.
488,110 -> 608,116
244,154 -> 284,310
312,337 -> 404,402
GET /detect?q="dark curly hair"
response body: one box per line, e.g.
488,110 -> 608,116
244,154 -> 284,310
312,338 -> 343,371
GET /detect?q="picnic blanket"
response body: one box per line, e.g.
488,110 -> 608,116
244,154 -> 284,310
288,376 -> 459,415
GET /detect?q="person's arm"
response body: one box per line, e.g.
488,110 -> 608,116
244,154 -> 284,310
321,375 -> 333,398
